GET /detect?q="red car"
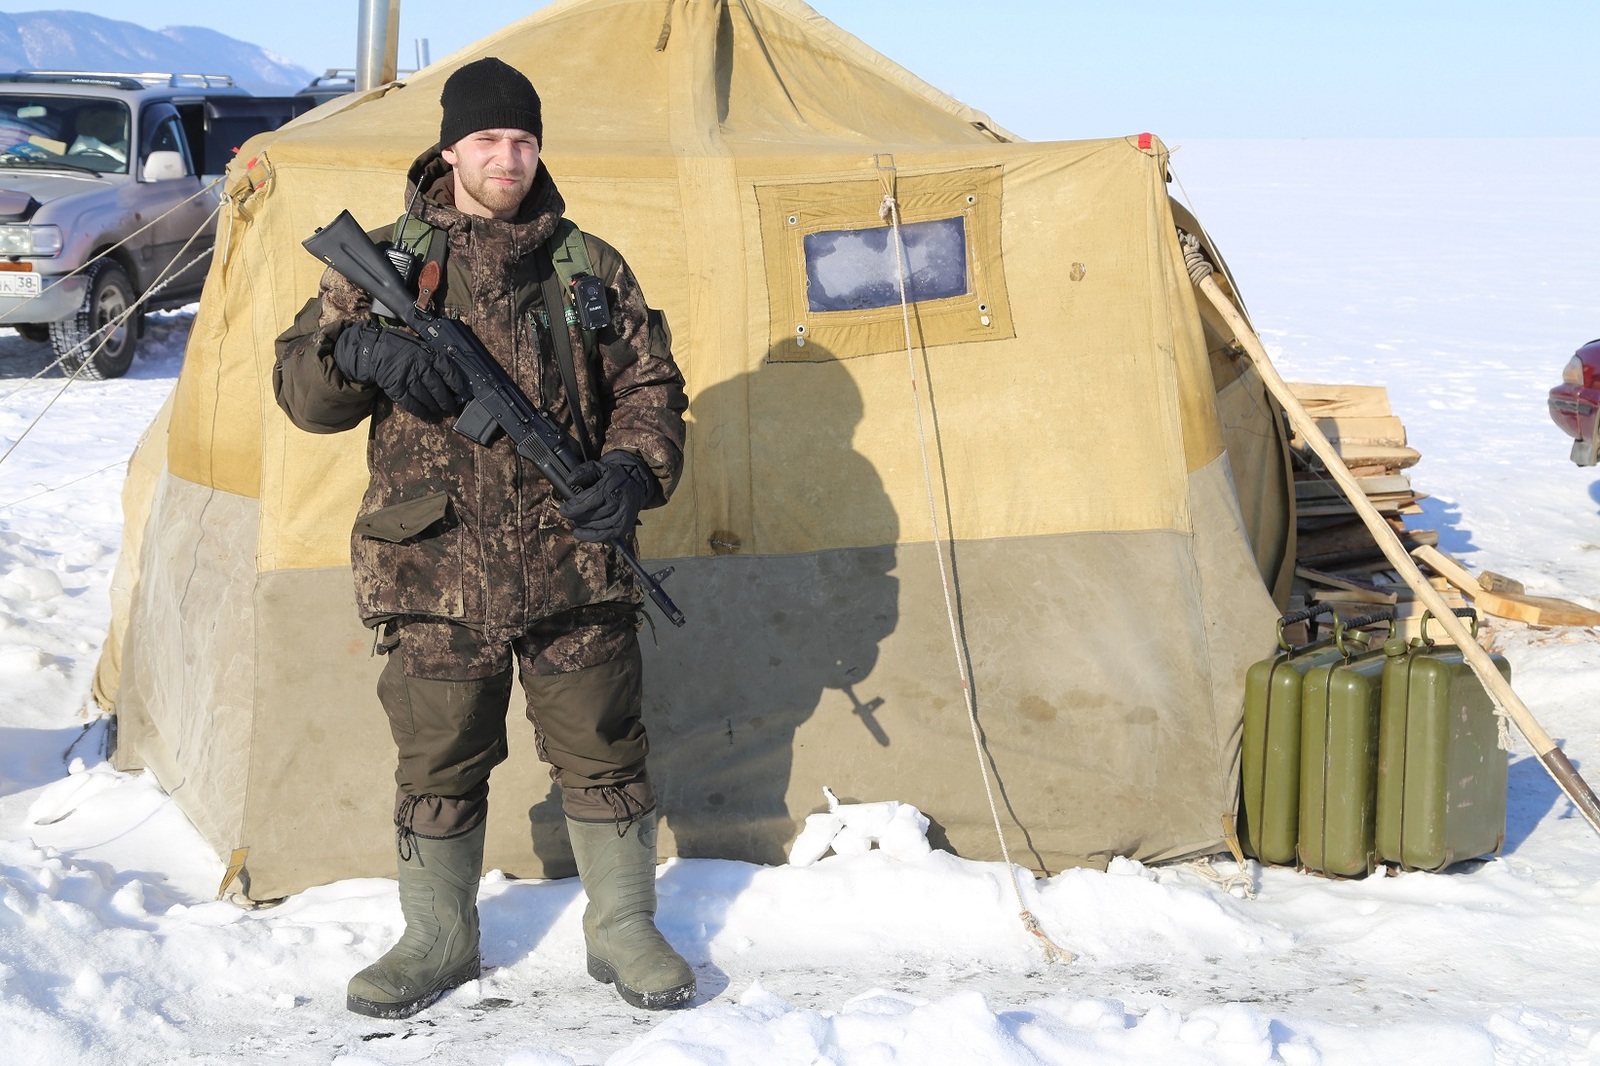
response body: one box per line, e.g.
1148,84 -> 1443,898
1549,338 -> 1600,465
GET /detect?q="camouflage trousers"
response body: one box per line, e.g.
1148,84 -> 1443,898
374,605 -> 654,838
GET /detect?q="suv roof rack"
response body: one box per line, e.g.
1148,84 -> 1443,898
301,68 -> 416,88
296,67 -> 417,102
6,70 -> 238,90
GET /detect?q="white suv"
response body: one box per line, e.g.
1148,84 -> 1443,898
0,71 -> 301,377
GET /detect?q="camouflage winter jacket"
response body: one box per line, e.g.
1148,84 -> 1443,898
273,148 -> 687,636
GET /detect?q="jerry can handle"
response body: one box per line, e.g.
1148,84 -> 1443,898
1334,605 -> 1396,657
1419,606 -> 1478,646
1277,603 -> 1338,652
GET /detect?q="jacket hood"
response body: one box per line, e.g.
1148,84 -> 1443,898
403,143 -> 565,248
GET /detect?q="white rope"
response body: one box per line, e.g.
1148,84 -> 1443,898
3,186 -> 221,399
1182,855 -> 1257,900
0,459 -> 122,511
878,192 -> 1074,965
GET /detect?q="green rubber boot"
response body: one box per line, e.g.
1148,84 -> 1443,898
568,811 -> 696,1010
346,822 -> 484,1019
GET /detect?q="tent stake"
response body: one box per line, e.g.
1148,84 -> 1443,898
1181,231 -> 1600,838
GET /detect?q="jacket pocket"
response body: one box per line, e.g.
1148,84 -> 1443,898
352,490 -> 466,620
354,492 -> 450,543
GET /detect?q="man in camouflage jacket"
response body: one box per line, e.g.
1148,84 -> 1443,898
274,57 -> 694,1019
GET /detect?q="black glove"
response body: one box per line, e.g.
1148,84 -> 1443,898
333,324 -> 468,421
558,451 -> 655,543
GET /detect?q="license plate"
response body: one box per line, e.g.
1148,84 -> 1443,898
0,271 -> 41,298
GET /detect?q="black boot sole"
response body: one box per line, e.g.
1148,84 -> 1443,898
346,954 -> 482,1019
587,953 -> 695,1010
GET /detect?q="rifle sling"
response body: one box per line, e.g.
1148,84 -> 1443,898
538,244 -> 598,463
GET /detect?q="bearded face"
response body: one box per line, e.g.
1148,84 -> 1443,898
442,128 -> 540,220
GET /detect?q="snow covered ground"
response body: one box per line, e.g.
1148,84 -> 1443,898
2,137 -> 1599,1065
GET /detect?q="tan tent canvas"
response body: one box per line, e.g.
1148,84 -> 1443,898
97,0 -> 1293,901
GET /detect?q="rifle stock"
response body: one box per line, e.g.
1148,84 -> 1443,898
303,210 -> 687,627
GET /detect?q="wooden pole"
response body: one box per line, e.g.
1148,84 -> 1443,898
1181,233 -> 1600,836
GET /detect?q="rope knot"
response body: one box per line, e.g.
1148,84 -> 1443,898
1179,231 -> 1214,285
1020,909 -> 1075,964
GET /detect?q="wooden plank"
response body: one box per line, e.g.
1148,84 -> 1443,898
1286,381 -> 1393,418
1298,530 -> 1439,570
1292,515 -> 1433,557
1476,593 -> 1600,627
1296,518 -> 1379,556
1479,571 -> 1526,594
1292,417 -> 1408,456
1311,580 -> 1463,611
1295,474 -> 1412,498
1293,443 -> 1422,470
1311,415 -> 1407,447
1295,566 -> 1386,593
1326,443 -> 1422,470
1308,586 -> 1400,606
1412,544 -> 1600,627
1325,556 -> 1401,575
1297,498 -> 1409,517
1412,545 -> 1484,594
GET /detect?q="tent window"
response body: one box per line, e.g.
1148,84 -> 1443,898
803,217 -> 968,312
757,164 -> 1012,362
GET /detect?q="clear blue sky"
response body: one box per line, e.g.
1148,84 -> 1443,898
5,0 -> 1596,139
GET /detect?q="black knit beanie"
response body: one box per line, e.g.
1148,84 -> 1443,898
438,57 -> 542,147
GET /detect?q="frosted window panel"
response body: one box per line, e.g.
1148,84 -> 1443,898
803,217 -> 968,313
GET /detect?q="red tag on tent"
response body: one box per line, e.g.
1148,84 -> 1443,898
1137,133 -> 1153,150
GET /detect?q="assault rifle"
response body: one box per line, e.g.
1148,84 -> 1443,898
302,209 -> 687,627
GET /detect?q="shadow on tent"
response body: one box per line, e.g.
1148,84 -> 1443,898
644,342 -> 901,874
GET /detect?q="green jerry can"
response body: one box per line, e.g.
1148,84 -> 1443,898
1376,609 -> 1511,871
1240,605 -> 1350,865
1298,608 -> 1395,878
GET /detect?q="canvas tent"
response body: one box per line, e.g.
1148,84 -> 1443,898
96,0 -> 1293,901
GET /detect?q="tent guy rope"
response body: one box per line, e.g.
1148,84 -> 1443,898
879,185 -> 1074,965
0,209 -> 218,471
0,459 -> 122,512
0,176 -> 222,327
1180,230 -> 1600,838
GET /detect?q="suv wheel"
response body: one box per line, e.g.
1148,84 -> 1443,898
50,260 -> 137,379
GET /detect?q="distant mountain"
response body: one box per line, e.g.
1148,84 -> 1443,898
0,11 -> 316,95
